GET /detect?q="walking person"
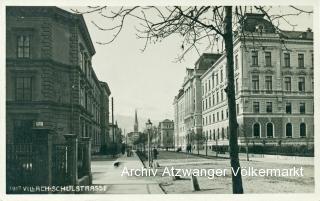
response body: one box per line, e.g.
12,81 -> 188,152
152,147 -> 158,160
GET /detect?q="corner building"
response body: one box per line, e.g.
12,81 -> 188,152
201,13 -> 314,147
6,7 -> 111,153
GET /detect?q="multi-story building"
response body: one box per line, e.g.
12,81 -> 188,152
173,53 -> 221,150
201,13 -> 314,147
6,6 -> 111,153
158,119 -> 174,149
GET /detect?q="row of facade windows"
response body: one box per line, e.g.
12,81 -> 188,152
250,51 -> 313,68
203,122 -> 307,141
252,122 -> 307,138
252,101 -> 307,114
203,108 -> 229,126
252,75 -> 308,92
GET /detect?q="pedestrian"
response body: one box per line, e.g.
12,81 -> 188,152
153,147 -> 158,159
121,143 -> 126,155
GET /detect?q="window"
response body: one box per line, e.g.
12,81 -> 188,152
13,120 -> 33,143
252,75 -> 259,92
222,128 -> 225,139
300,123 -> 306,137
208,80 -> 211,91
286,102 -> 292,114
311,54 -> 314,68
300,102 -> 305,114
284,53 -> 290,67
253,123 -> 260,138
226,109 -> 229,118
220,69 -> 223,83
252,51 -> 258,66
216,91 -> 219,103
17,35 -> 30,58
221,89 -> 224,101
221,111 -> 224,120
253,102 -> 260,113
236,104 -> 239,115
265,52 -> 271,66
213,130 -> 216,140
213,114 -> 215,122
217,112 -> 219,121
266,102 -> 272,113
265,76 -> 272,92
205,99 -> 208,110
235,78 -> 239,93
298,54 -> 304,68
266,123 -> 273,138
216,74 -> 219,86
212,75 -> 215,88
212,95 -> 215,106
209,97 -> 211,108
286,123 -> 292,138
15,77 -> 32,101
284,77 -> 291,91
298,77 -> 305,92
235,55 -> 238,69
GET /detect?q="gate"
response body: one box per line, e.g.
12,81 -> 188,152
6,143 -> 47,192
52,144 -> 68,185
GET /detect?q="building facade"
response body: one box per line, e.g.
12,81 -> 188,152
6,6 -> 111,153
173,53 -> 221,150
201,13 -> 314,147
158,119 -> 174,149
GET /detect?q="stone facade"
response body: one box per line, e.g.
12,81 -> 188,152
6,6 -> 111,153
200,13 -> 314,147
173,53 -> 221,149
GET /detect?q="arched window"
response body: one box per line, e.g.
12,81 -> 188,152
266,123 -> 273,138
300,123 -> 306,138
286,123 -> 292,138
253,123 -> 260,138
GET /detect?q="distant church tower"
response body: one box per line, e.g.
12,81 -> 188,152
134,109 -> 139,132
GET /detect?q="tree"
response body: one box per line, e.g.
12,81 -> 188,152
72,5 -> 312,194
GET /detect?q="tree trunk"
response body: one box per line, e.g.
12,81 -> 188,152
223,6 -> 244,194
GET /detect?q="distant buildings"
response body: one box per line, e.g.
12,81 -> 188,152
158,119 -> 174,149
127,110 -> 142,146
173,53 -> 222,150
6,6 -> 111,153
174,13 -> 314,150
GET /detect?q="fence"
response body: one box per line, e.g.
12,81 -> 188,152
6,128 -> 92,194
210,144 -> 314,157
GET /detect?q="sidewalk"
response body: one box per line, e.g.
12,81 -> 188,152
89,151 -> 164,194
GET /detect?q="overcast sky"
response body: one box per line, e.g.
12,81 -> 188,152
69,6 -> 313,121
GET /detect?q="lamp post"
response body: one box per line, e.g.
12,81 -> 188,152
146,119 -> 152,168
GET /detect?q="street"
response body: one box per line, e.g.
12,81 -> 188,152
142,151 -> 314,194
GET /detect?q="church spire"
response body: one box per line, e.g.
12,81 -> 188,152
134,109 -> 139,132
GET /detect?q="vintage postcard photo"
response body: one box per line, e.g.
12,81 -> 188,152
2,2 -> 317,198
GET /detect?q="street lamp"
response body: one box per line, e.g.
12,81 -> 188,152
146,119 -> 152,168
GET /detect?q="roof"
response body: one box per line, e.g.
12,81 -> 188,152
100,81 -> 111,95
280,30 -> 313,40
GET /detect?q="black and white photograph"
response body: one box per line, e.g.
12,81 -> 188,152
1,1 -> 319,199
